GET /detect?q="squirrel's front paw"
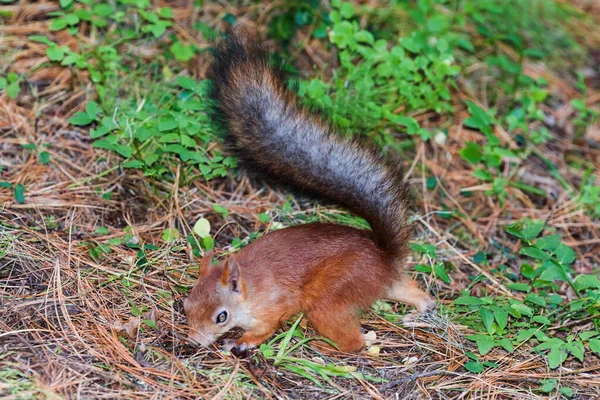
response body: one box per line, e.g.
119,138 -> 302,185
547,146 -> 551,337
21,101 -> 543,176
222,339 -> 249,352
222,339 -> 239,352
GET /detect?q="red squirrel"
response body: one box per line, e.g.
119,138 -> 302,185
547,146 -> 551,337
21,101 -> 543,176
183,33 -> 436,353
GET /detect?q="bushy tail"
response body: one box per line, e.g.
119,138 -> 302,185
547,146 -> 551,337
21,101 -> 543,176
208,32 -> 412,260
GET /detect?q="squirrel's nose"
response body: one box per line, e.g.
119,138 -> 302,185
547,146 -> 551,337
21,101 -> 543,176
188,330 -> 215,348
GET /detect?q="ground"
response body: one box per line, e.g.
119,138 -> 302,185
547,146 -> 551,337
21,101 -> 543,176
1,0 -> 600,399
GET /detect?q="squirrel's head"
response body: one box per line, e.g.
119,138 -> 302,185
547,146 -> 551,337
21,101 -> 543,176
183,251 -> 247,347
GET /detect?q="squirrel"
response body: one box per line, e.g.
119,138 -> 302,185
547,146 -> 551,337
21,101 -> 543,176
183,32 -> 436,353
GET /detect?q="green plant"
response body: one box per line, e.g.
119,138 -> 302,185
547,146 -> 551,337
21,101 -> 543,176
578,172 -> 600,217
461,0 -> 586,68
411,242 -> 451,284
256,316 -> 382,388
0,72 -> 20,99
455,219 -> 600,372
571,73 -> 599,139
268,0 -> 327,45
298,0 -> 460,147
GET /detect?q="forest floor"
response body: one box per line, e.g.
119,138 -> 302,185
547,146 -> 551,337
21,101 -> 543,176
1,0 -> 600,399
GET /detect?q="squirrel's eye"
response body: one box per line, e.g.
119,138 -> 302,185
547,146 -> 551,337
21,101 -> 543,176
216,311 -> 228,324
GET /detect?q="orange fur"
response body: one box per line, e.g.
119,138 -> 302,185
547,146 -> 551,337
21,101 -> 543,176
184,224 -> 435,352
183,32 -> 436,353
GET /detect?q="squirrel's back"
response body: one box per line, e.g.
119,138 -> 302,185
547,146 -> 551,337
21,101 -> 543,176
208,33 -> 412,261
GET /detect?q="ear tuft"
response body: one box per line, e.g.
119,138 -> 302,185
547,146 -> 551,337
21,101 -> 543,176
221,257 -> 242,293
199,250 -> 214,277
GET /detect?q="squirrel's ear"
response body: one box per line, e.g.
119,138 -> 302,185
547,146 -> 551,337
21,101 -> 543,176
199,251 -> 214,277
221,257 -> 243,294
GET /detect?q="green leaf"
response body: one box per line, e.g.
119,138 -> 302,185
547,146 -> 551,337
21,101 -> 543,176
507,283 -> 530,292
579,331 -> 598,341
547,346 -> 567,369
565,341 -> 584,362
454,296 -> 483,306
170,42 -> 195,62
95,226 -> 110,235
159,133 -> 179,144
433,263 -> 450,284
202,236 -> 214,250
472,168 -> 492,180
427,15 -> 448,33
64,13 -> 79,25
384,112 -> 419,134
506,220 -> 544,240
465,101 -> 493,131
123,160 -> 144,169
575,274 -> 600,289
475,336 -> 495,355
510,303 -> 533,317
540,379 -> 557,393
520,263 -> 536,280
60,0 -> 74,8
159,7 -> 173,19
536,338 -> 564,351
547,294 -> 563,305
555,243 -> 575,264
39,151 -> 51,165
142,319 -> 158,329
85,101 -> 101,120
176,76 -> 197,91
6,81 -> 19,99
69,112 -> 93,126
493,308 -> 508,330
339,3 -> 354,18
495,338 -> 514,353
479,307 -> 494,335
158,118 -> 178,132
539,264 -> 567,282
520,246 -> 550,261
93,3 -> 113,17
115,145 -> 132,158
560,387 -> 574,398
459,142 -> 483,164
0,182 -> 12,188
535,234 -> 561,251
259,343 -> 275,357
213,204 -> 229,218
14,183 -> 25,204
162,228 -> 180,243
148,21 -> 169,38
180,134 -> 196,148
589,339 -> 600,355
90,127 -> 108,139
258,213 -> 270,223
29,35 -> 54,45
532,316 -> 550,325
516,328 -> 536,342
354,30 -> 374,44
50,18 -> 68,31
107,238 -> 122,246
130,303 -> 142,317
193,218 -> 211,238
525,293 -> 546,307
46,46 -> 65,61
464,361 -> 483,373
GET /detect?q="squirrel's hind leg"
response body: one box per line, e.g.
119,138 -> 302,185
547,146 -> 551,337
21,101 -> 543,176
308,305 -> 365,353
384,277 -> 436,313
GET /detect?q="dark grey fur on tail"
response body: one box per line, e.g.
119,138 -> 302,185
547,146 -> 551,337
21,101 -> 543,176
207,32 -> 412,260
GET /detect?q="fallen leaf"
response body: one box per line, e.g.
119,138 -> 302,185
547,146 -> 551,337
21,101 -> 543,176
112,317 -> 140,339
